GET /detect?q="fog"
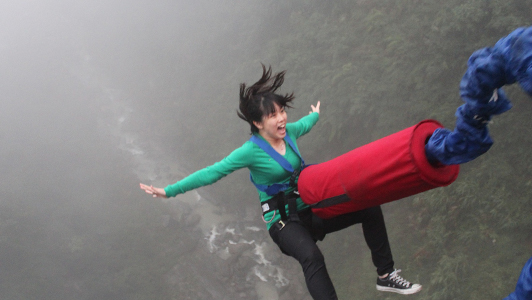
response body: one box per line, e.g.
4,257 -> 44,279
1,1 -> 531,300
0,1 -> 311,299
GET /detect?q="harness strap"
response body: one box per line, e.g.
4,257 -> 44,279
261,191 -> 300,215
252,177 -> 290,196
287,194 -> 300,222
264,192 -> 300,223
250,133 -> 305,227
277,194 -> 287,221
310,194 -> 351,209
249,133 -> 305,196
250,135 -> 299,172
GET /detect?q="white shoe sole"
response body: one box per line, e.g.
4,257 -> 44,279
376,284 -> 422,295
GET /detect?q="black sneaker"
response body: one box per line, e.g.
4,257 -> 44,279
376,269 -> 422,295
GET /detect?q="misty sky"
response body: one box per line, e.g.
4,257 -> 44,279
0,0 -> 254,275
1,0 -> 253,199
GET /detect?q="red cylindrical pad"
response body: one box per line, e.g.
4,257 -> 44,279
298,119 -> 459,219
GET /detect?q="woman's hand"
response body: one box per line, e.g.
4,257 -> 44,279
310,101 -> 320,114
140,183 -> 168,198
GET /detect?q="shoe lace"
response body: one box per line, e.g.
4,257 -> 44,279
388,269 -> 411,287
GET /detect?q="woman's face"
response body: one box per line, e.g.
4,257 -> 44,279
254,102 -> 287,142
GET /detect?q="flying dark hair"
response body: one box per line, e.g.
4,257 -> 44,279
237,64 -> 295,134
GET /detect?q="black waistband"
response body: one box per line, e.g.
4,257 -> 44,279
261,191 -> 301,224
261,191 -> 299,215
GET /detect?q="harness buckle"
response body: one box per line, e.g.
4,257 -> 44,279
278,220 -> 286,230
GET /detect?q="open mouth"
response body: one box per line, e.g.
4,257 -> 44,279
278,124 -> 286,134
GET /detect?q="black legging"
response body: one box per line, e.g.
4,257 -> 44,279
268,206 -> 394,300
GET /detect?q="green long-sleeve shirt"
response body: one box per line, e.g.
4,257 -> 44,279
164,112 -> 319,229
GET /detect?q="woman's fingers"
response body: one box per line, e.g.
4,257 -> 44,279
140,183 -> 156,195
140,183 -> 167,198
310,101 -> 321,114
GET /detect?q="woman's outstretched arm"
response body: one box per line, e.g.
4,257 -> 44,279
139,143 -> 254,198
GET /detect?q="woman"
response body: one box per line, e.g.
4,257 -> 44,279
140,65 -> 421,299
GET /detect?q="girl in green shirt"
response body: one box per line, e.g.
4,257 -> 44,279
140,65 -> 421,299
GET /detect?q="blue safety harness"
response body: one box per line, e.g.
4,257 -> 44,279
249,133 -> 308,227
249,134 -> 305,196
